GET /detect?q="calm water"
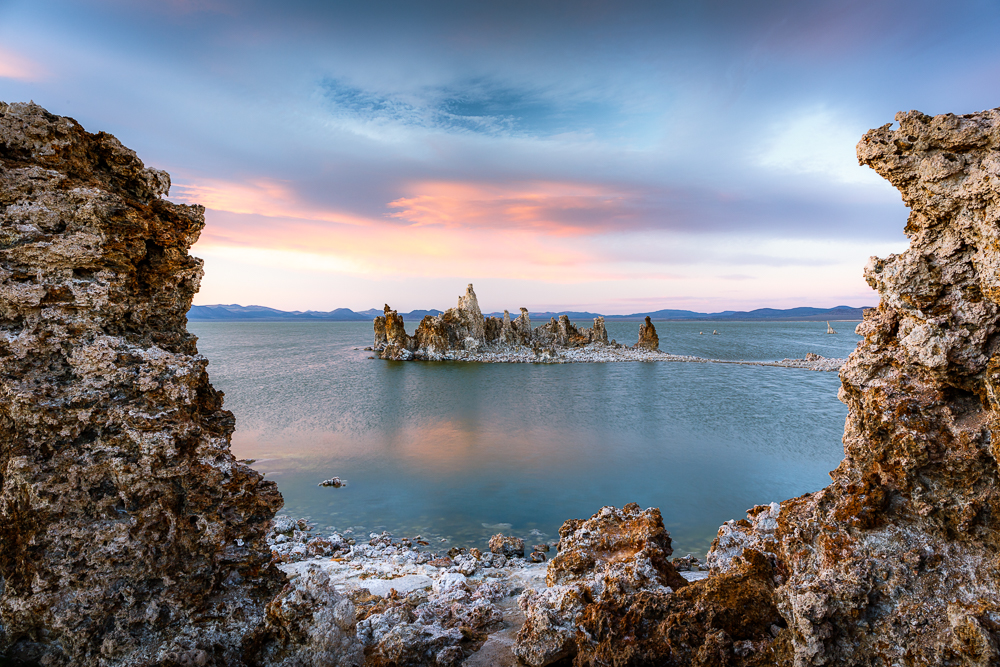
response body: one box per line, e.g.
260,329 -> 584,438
189,319 -> 862,556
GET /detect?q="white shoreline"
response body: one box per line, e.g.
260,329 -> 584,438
373,345 -> 846,372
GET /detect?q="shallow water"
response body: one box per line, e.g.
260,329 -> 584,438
189,319 -> 862,556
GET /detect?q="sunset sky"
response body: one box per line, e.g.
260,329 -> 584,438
3,0 -> 1000,313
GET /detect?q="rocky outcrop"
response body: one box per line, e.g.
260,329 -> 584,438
513,504 -> 687,665
534,315 -> 609,348
0,103 -> 284,664
635,315 -> 659,350
706,502 -> 780,574
374,285 -> 620,360
769,109 -> 1000,666
512,108 -> 1000,666
513,504 -> 786,667
374,304 -> 416,360
488,534 -> 524,558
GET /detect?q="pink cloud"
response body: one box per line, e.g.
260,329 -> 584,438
386,180 -> 646,236
0,48 -> 47,82
171,178 -> 373,227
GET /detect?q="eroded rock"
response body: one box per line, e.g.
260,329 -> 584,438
770,108 -> 1000,666
489,534 -> 525,558
514,503 -> 702,666
375,285 -> 636,361
0,102 -> 283,665
707,502 -> 780,574
635,315 -> 659,350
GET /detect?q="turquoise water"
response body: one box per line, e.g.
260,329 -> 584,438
189,319 -> 862,556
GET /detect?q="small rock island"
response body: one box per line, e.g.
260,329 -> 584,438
373,284 -> 841,370
375,283 -> 622,361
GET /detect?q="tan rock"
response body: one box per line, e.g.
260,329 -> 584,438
0,102 -> 283,664
775,108 -> 1000,665
489,534 -> 525,558
635,315 -> 659,350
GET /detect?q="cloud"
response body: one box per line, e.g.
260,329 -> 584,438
170,178 -> 373,227
320,76 -> 631,141
756,106 -> 890,186
386,180 -> 643,235
0,47 -> 47,81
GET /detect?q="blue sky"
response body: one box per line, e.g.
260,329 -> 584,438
2,0 -> 999,312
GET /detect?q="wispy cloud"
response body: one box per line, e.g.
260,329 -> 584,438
386,180 -> 642,235
0,47 -> 47,81
321,76 -> 626,140
170,178 -> 372,226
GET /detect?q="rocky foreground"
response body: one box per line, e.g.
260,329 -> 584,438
262,508 -> 712,667
4,102 -> 1000,665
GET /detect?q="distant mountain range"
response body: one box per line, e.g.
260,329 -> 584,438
188,304 -> 872,322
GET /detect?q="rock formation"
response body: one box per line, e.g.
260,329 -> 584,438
534,314 -> 609,348
373,285 -> 616,360
0,103 -> 284,664
10,100 -> 997,667
769,109 -> 1000,666
635,315 -> 659,350
513,504 -> 784,666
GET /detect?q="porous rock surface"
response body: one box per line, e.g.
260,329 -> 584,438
514,503 -> 785,666
769,109 -> 1000,666
706,502 -> 780,574
0,103 -> 284,665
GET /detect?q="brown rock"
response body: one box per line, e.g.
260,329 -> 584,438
771,108 -> 1000,666
377,304 -> 416,360
403,283 -> 490,358
588,316 -> 609,345
545,503 -> 688,592
574,550 -> 787,667
488,534 -> 525,558
515,504 -> 698,666
0,102 -> 283,664
635,315 -> 659,350
512,307 -> 532,344
707,502 -> 780,574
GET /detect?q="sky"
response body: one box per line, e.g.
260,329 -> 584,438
2,0 -> 999,314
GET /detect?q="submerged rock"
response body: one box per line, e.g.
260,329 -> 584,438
0,102 -> 283,664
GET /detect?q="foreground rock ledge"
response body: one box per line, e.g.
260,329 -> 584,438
0,103 -> 286,665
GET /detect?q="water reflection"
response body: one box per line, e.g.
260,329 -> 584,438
193,320 -> 860,555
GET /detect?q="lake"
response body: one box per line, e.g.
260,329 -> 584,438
189,319 -> 862,556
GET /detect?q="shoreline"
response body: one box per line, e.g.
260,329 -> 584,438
269,515 -> 711,665
366,344 -> 846,371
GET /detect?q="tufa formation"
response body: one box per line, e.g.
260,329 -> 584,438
374,283 -> 642,360
502,108 -> 1000,666
0,102 -> 284,665
770,108 -> 1000,665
